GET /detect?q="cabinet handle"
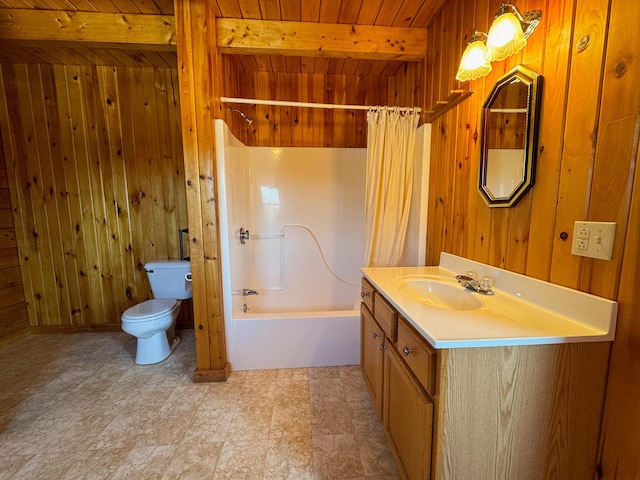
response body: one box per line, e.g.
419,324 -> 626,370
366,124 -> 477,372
402,346 -> 413,356
380,344 -> 387,351
361,291 -> 370,298
373,332 -> 380,339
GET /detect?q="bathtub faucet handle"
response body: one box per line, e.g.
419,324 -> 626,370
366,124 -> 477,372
238,227 -> 250,245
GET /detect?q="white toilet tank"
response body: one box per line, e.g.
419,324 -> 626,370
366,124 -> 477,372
145,260 -> 192,299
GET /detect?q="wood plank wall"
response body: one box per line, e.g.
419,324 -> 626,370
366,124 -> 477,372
425,0 -> 640,477
0,133 -> 29,340
223,57 -> 423,147
0,63 -> 193,331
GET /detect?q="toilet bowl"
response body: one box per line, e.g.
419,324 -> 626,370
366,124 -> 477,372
121,299 -> 182,365
121,260 -> 192,365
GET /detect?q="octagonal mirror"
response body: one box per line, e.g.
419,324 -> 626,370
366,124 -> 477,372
479,65 -> 543,207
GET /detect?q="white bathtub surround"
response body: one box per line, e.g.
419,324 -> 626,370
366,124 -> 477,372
216,121 -> 364,370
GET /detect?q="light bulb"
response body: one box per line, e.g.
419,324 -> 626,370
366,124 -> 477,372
485,12 -> 527,62
456,35 -> 492,82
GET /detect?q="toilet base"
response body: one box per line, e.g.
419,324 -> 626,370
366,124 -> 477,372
135,331 -> 181,365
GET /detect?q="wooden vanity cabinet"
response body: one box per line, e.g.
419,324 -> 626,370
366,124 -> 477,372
361,277 -> 434,479
361,302 -> 384,417
384,342 -> 433,480
360,277 -> 611,480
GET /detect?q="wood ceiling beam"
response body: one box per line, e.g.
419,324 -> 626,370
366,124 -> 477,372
216,18 -> 427,61
0,9 -> 176,50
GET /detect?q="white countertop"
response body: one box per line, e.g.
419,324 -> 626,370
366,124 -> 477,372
362,253 -> 618,349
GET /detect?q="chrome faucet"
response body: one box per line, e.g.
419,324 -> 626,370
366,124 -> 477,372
455,274 -> 494,295
242,288 -> 259,296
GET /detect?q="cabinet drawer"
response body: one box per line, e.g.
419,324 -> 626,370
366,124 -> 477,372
396,317 -> 436,396
374,293 -> 397,342
361,277 -> 375,313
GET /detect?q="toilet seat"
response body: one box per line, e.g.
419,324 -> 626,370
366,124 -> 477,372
122,298 -> 178,321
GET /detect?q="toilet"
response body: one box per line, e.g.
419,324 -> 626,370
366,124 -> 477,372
121,260 -> 192,365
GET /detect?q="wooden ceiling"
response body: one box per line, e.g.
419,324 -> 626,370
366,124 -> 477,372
0,0 -> 444,74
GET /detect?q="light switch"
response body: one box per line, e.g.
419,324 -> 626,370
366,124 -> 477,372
571,221 -> 616,260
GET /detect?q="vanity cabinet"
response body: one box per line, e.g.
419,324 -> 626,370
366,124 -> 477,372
361,277 -> 611,480
361,277 -> 435,479
360,301 -> 384,417
384,343 -> 433,480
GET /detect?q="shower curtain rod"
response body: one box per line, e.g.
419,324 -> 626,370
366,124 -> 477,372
220,96 -> 422,113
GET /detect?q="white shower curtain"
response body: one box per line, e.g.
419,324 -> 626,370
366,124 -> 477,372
363,107 -> 420,267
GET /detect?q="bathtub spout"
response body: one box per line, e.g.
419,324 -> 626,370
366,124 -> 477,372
242,289 -> 259,296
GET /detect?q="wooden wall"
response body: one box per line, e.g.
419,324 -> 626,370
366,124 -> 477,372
223,57 -> 423,147
0,63 -> 192,330
425,0 -> 640,477
0,133 -> 29,340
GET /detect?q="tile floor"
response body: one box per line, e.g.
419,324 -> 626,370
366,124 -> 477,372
0,329 -> 399,479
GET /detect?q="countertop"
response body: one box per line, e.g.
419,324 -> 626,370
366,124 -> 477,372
361,253 -> 618,349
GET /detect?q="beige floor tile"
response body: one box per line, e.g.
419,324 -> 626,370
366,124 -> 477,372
213,438 -> 269,480
161,441 -> 223,480
271,403 -> 312,438
274,379 -> 311,406
264,436 -> 314,480
42,414 -> 114,453
0,330 -> 399,479
311,399 -> 354,435
244,369 -> 280,384
0,454 -> 34,480
356,428 -> 399,477
110,445 -> 176,480
309,366 -> 343,380
181,405 -> 235,444
0,416 -> 70,455
61,447 -> 131,480
198,382 -> 245,410
277,367 -> 310,382
310,378 -> 346,404
312,433 -> 364,479
9,451 -> 84,480
227,404 -> 273,441
160,384 -> 209,413
348,398 -> 384,436
239,381 -> 277,406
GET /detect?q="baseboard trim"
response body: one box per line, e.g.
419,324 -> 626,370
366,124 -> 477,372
193,363 -> 231,383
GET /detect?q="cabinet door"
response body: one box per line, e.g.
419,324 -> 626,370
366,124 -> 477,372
384,346 -> 433,480
361,304 -> 384,418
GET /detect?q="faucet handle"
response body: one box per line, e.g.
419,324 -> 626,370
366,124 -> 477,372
479,276 -> 494,294
465,270 -> 478,280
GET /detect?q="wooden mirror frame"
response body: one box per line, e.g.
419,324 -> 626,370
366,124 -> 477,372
479,64 -> 543,207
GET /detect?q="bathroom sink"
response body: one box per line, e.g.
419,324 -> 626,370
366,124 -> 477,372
397,276 -> 483,311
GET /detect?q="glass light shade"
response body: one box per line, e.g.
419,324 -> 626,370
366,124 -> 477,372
485,12 -> 527,62
456,40 -> 492,82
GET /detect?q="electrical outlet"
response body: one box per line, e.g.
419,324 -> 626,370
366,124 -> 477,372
576,238 -> 588,250
577,227 -> 590,239
571,221 -> 616,260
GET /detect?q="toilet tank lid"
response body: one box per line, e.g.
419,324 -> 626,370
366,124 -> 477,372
145,260 -> 190,270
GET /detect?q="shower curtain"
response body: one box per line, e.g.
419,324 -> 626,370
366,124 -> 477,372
363,107 -> 420,267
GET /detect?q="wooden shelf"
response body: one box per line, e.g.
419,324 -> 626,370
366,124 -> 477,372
425,89 -> 473,122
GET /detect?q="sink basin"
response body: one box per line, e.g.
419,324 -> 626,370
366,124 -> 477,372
397,276 -> 483,311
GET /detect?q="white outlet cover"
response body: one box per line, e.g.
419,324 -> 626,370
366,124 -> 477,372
571,221 -> 616,260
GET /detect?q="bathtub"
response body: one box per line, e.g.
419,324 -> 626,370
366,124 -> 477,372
229,308 -> 360,371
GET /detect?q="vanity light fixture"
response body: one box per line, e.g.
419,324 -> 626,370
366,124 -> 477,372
485,3 -> 542,62
455,3 -> 542,82
455,32 -> 492,82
